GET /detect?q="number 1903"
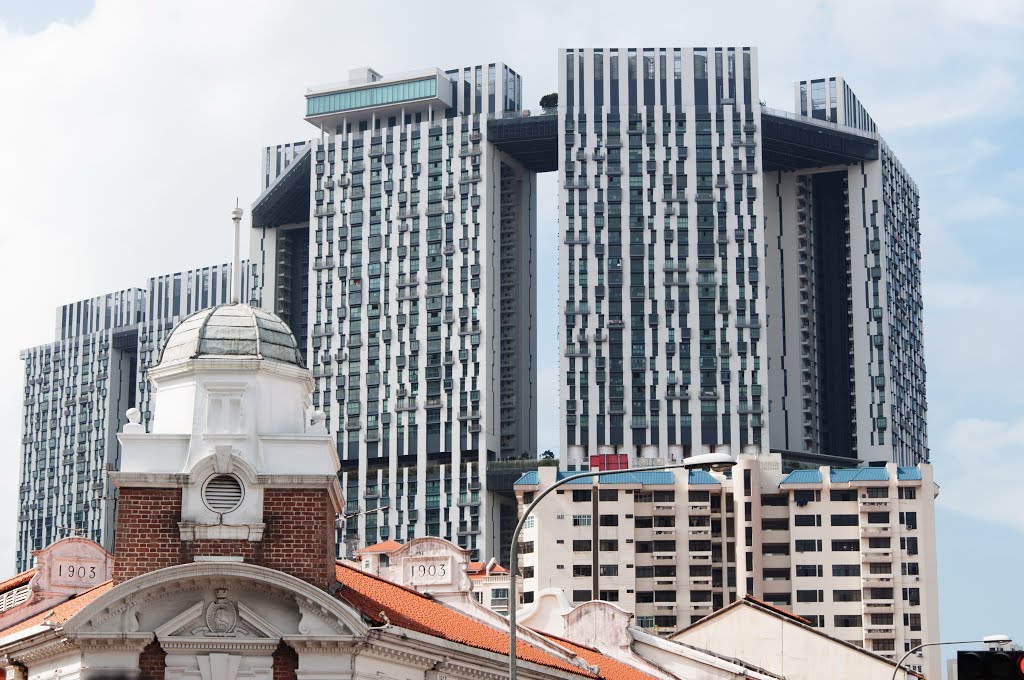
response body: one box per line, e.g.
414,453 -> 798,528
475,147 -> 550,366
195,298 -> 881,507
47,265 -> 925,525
58,564 -> 96,579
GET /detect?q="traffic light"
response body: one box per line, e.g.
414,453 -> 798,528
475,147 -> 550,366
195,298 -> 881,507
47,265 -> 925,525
958,650 -> 1024,680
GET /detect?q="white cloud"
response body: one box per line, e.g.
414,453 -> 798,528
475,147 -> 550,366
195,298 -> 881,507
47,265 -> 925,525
0,0 -> 1021,573
937,418 -> 1024,530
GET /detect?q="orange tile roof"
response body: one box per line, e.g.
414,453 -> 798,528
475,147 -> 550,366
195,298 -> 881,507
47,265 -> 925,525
467,561 -> 508,576
0,569 -> 35,595
542,633 -> 659,680
336,562 -> 652,678
353,539 -> 403,554
0,580 -> 112,639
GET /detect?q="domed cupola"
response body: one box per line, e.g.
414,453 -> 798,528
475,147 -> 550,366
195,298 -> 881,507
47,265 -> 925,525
112,207 -> 341,590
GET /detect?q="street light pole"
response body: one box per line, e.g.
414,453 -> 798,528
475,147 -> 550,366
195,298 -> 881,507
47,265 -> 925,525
890,637 -> 1011,680
507,456 -> 733,679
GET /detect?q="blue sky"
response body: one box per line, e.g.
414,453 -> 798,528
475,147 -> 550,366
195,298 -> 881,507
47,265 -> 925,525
0,1 -> 1021,673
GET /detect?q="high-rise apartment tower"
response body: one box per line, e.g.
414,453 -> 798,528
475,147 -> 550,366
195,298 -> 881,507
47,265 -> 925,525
250,65 -> 541,561
15,262 -> 249,570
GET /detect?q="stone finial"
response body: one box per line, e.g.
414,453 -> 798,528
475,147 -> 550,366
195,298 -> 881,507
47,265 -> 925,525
124,408 -> 144,433
309,410 -> 328,434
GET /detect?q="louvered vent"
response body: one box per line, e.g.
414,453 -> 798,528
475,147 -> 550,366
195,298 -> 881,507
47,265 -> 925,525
203,474 -> 243,513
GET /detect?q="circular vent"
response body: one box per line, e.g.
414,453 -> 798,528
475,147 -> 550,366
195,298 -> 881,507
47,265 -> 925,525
203,474 -> 243,513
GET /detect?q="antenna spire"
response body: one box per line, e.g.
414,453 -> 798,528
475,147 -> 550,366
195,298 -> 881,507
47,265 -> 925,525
230,201 -> 243,305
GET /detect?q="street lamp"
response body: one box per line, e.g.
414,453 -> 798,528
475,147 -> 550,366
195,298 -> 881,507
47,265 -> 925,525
890,636 -> 1012,680
507,453 -> 736,679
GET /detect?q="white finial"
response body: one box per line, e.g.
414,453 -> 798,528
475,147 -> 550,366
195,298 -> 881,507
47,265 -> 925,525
230,201 -> 243,305
124,407 -> 144,433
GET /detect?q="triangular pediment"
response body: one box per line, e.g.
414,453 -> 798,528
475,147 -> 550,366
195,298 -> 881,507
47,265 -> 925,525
155,592 -> 282,641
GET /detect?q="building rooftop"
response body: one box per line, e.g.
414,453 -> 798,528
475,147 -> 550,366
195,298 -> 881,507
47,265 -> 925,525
334,562 -> 656,678
513,469 -> 721,487
157,304 -> 304,368
780,465 -> 926,486
353,539 -> 404,555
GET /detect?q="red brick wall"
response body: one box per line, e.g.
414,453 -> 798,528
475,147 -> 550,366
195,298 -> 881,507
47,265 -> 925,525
260,489 -> 337,590
114,486 -> 336,590
138,641 -> 166,680
272,641 -> 299,680
113,488 -> 185,584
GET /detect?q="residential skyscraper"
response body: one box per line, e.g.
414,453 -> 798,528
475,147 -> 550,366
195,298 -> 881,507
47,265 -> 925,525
559,47 -> 768,467
250,65 -> 540,562
764,77 -> 926,466
15,262 -> 249,570
555,49 -> 926,469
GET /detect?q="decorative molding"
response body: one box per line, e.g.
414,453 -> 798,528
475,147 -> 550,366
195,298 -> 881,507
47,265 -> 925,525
280,637 -> 361,655
179,523 -> 266,542
63,563 -> 367,640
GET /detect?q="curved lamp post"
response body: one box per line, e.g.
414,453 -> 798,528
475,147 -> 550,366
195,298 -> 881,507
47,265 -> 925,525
890,635 -> 1012,680
507,453 -> 736,679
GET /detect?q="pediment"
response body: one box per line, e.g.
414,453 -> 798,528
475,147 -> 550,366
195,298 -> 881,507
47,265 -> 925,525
63,562 -> 367,643
155,592 -> 283,642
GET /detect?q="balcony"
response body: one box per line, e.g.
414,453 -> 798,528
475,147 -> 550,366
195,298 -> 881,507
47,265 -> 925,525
859,498 -> 891,511
864,626 -> 896,640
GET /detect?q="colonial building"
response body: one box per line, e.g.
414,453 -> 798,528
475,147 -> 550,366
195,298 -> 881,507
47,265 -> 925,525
0,297 -> 659,680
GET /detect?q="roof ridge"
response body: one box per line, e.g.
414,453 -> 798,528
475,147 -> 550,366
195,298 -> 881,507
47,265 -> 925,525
335,562 -> 434,600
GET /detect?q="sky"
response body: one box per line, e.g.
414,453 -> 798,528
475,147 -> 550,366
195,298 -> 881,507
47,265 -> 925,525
0,0 -> 1021,673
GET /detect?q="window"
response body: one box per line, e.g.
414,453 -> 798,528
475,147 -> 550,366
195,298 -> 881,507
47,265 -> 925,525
599,564 -> 619,576
901,537 -> 919,555
573,540 -> 592,552
830,489 -> 857,502
572,514 -> 592,526
866,512 -> 889,524
599,489 -> 619,501
599,589 -> 620,602
873,639 -> 895,652
572,589 -> 593,602
795,564 -> 823,577
599,539 -> 618,551
797,589 -> 823,603
899,487 -> 917,500
599,514 -> 619,526
900,511 -> 918,530
833,564 -> 861,577
831,540 -> 859,552
831,514 -> 858,527
835,615 -> 863,628
794,514 -> 821,527
519,542 -> 534,554
905,613 -> 922,631
833,589 -> 862,603
795,539 -> 822,553
902,562 -> 920,576
573,564 -> 593,577
522,566 -> 535,578
903,587 -> 921,606
573,489 -> 592,502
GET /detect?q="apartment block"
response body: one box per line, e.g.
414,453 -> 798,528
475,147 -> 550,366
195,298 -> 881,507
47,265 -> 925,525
250,65 -> 540,562
15,262 -> 249,571
554,49 -> 926,469
514,452 -> 939,679
765,76 -> 926,466
559,47 -> 768,466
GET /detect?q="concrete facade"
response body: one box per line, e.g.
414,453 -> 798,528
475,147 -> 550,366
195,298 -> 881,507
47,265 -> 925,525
515,451 -> 940,678
250,65 -> 538,563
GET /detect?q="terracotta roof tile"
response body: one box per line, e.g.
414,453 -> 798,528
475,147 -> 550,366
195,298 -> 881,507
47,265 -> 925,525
0,581 -> 112,639
0,569 -> 35,595
542,633 -> 659,680
336,563 -> 610,676
353,540 -> 403,554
